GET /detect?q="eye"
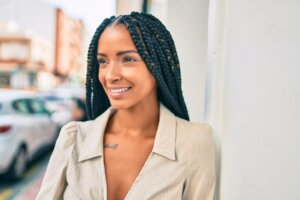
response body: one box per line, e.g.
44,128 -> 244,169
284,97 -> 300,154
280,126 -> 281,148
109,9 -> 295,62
122,56 -> 136,63
97,58 -> 106,65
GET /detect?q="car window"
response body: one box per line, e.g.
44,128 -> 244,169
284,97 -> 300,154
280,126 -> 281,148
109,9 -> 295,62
12,99 -> 31,114
29,99 -> 48,114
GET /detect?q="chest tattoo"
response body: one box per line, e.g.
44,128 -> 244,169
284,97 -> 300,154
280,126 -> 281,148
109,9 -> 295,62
104,143 -> 119,150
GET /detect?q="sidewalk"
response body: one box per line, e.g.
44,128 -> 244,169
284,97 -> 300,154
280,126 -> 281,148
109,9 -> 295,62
0,153 -> 49,200
12,172 -> 44,200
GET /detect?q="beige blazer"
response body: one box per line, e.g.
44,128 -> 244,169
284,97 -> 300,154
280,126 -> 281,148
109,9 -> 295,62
36,104 -> 216,200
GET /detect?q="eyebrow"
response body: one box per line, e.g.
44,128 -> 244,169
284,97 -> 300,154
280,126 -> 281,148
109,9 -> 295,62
97,50 -> 139,57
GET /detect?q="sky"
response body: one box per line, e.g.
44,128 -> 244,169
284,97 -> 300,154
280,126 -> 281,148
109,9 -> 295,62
38,0 -> 116,32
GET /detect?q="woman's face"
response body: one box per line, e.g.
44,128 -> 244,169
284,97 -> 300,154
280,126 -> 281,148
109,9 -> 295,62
97,24 -> 157,110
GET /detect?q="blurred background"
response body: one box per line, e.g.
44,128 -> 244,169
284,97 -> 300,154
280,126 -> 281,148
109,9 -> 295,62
0,0 -> 113,199
0,0 -> 299,200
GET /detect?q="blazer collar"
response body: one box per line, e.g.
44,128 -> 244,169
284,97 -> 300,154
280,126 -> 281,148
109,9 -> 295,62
78,103 -> 177,162
152,104 -> 176,160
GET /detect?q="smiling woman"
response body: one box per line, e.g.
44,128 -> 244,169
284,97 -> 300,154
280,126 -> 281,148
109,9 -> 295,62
36,12 -> 216,200
97,24 -> 157,111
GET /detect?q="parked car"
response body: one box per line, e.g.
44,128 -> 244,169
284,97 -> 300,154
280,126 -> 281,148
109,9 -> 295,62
0,89 -> 58,180
38,94 -> 73,130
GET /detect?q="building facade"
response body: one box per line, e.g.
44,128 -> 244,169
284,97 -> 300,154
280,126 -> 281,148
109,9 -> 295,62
0,0 -> 84,90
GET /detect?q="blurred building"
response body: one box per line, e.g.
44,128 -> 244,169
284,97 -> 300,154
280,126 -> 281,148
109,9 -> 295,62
55,9 -> 84,78
0,31 -> 52,89
0,0 -> 84,90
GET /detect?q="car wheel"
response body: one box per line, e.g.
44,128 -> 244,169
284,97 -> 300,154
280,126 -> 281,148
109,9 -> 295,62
8,147 -> 27,180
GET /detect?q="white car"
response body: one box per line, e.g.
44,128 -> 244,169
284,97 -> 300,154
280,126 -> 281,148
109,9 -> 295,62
38,94 -> 74,129
0,89 -> 58,180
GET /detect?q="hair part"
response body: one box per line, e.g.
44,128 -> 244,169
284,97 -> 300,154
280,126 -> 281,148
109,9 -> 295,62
86,12 -> 190,121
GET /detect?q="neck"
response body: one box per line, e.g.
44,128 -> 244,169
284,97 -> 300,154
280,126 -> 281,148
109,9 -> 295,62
110,101 -> 160,138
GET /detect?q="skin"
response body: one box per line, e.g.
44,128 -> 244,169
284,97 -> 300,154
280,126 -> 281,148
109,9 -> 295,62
97,24 -> 160,200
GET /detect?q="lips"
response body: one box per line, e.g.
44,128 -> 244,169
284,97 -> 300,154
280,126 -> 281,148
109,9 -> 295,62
107,86 -> 132,96
110,87 -> 131,93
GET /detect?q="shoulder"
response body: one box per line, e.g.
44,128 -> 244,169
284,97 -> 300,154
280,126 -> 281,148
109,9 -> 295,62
54,121 -> 78,152
175,117 -> 215,166
176,117 -> 213,146
55,119 -> 94,150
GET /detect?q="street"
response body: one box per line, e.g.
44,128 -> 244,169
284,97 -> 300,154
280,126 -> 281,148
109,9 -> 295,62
0,152 -> 50,200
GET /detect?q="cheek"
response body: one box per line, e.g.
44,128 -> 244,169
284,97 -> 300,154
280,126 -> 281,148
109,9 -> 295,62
148,77 -> 157,91
98,70 -> 105,85
120,68 -> 136,77
136,73 -> 156,91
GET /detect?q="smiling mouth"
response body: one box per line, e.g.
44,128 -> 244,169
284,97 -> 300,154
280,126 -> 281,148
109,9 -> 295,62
109,87 -> 132,95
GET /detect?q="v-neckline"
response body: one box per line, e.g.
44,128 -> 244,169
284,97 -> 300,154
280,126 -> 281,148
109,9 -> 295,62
101,151 -> 153,200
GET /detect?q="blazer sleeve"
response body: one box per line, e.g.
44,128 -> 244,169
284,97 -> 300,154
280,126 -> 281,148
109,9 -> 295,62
35,122 -> 77,200
182,124 -> 216,200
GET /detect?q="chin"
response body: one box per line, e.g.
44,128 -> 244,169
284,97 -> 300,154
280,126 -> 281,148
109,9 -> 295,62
109,100 -> 135,110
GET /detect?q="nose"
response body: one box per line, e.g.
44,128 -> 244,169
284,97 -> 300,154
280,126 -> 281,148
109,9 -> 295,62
105,62 -> 121,82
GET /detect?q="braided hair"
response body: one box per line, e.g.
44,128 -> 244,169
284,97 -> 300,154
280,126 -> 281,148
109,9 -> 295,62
86,12 -> 190,121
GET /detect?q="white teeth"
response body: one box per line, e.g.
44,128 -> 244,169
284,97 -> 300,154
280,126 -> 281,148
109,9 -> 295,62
110,87 -> 130,93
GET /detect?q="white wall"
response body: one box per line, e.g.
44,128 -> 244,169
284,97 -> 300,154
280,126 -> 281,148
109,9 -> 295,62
166,0 -> 209,122
207,0 -> 300,199
116,0 -> 143,15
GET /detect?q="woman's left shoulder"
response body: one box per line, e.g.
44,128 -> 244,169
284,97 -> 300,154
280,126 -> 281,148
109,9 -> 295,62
175,117 -> 215,155
176,117 -> 212,138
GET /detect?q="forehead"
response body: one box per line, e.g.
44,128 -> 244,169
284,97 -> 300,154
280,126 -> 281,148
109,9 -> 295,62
98,24 -> 135,51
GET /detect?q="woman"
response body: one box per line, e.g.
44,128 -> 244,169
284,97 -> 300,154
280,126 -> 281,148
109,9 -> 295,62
36,12 -> 215,200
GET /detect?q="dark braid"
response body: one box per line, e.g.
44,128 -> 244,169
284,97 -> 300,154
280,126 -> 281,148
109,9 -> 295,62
127,15 -> 180,114
144,15 -> 187,114
86,17 -> 114,119
86,12 -> 189,120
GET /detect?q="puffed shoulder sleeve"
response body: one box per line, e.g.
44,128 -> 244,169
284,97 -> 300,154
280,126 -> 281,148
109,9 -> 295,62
35,121 -> 77,200
182,123 -> 216,200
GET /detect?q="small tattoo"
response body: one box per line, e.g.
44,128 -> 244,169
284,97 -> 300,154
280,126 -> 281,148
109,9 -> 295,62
104,143 -> 119,150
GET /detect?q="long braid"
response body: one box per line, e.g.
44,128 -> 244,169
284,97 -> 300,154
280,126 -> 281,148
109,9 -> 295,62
133,15 -> 172,82
86,12 -> 189,120
120,16 -> 176,111
123,14 -> 182,117
129,12 -> 189,120
138,15 -> 178,97
86,17 -> 114,119
145,15 -> 188,119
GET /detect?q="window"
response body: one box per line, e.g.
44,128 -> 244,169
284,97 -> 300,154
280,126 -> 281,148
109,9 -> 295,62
12,99 -> 31,114
28,99 -> 48,114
